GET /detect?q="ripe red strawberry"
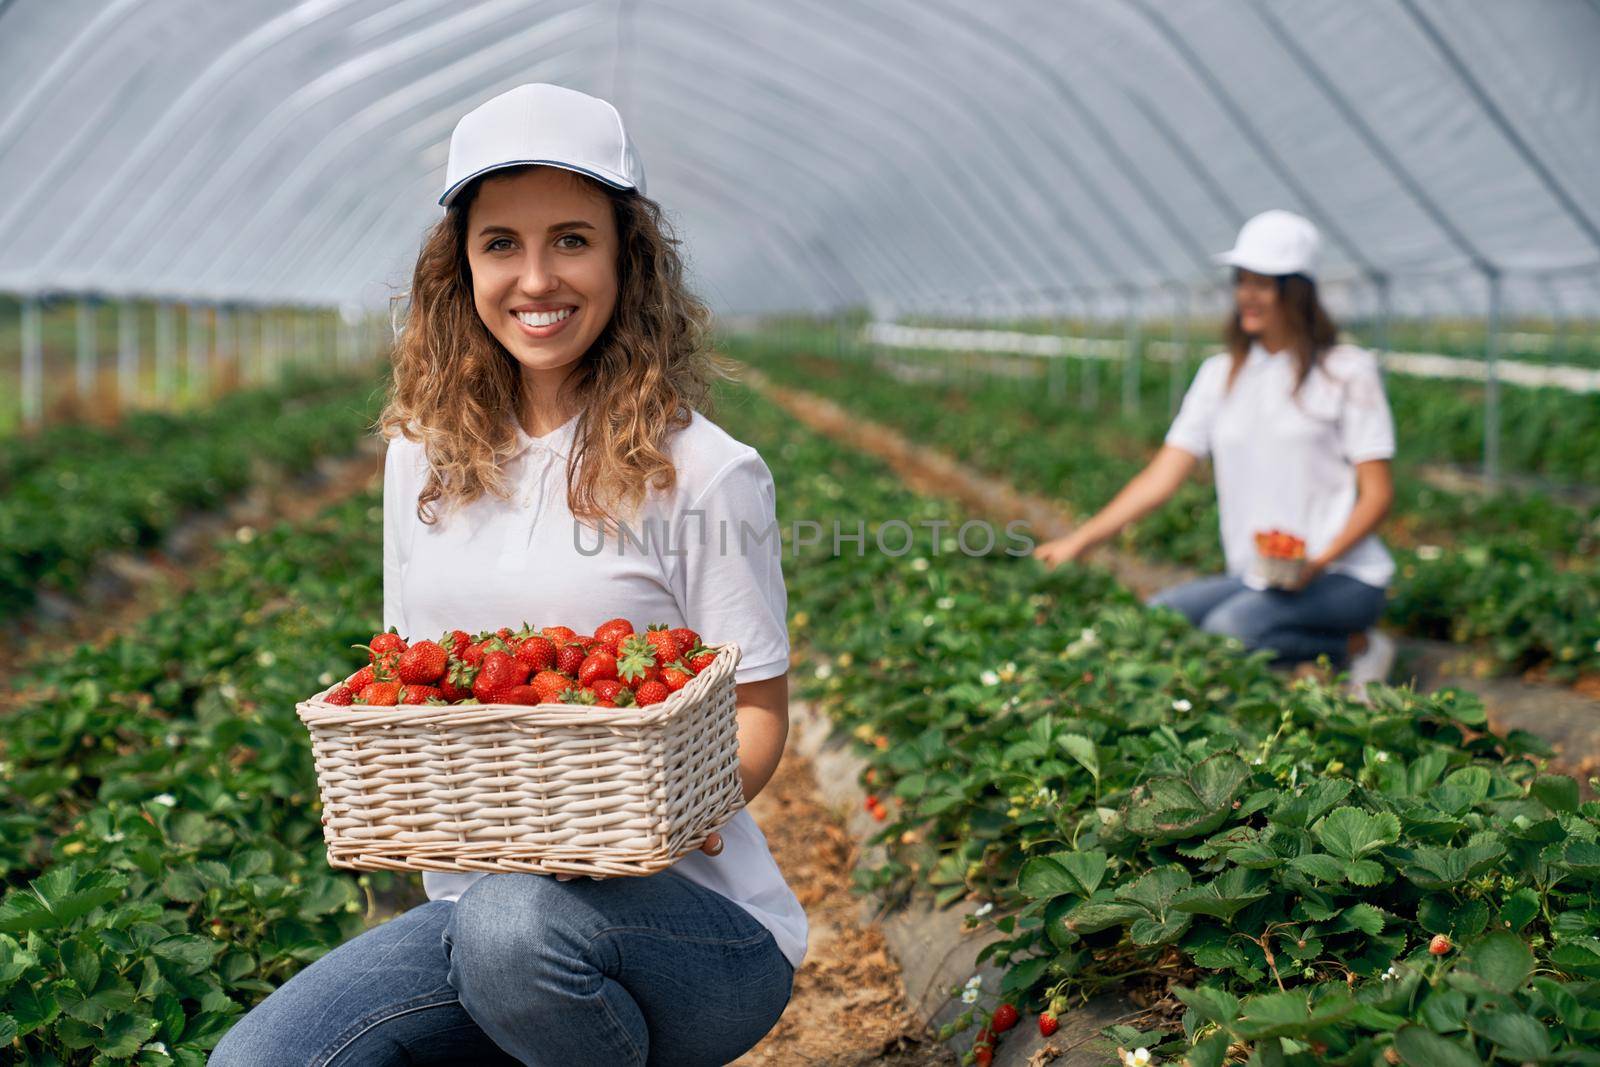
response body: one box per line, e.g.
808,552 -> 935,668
356,631 -> 407,663
441,629 -> 472,657
617,635 -> 657,681
357,681 -> 400,706
495,626 -> 514,640
644,624 -> 682,664
345,665 -> 376,691
514,635 -> 557,673
687,647 -> 717,673
991,1003 -> 1018,1033
556,642 -> 587,676
662,663 -> 694,693
590,679 -> 634,707
500,685 -> 542,706
531,670 -> 571,705
401,684 -> 442,705
460,641 -> 487,667
635,680 -> 670,706
974,1047 -> 993,1067
668,628 -> 699,655
324,685 -> 355,706
1429,934 -> 1452,956
371,650 -> 401,683
1038,1011 -> 1059,1037
579,651 -> 620,687
542,625 -> 577,644
438,674 -> 473,703
473,651 -> 527,703
595,617 -> 635,650
398,640 -> 448,684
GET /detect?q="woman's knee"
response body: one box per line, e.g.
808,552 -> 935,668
447,875 -> 598,990
1199,595 -> 1274,645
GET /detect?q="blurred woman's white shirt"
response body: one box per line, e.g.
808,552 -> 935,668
1164,341 -> 1396,590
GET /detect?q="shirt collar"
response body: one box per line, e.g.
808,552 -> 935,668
507,412 -> 580,463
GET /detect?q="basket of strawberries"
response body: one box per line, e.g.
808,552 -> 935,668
294,619 -> 744,878
1252,528 -> 1308,589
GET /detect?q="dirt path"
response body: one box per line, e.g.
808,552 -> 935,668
736,748 -> 953,1066
741,366 -> 1600,777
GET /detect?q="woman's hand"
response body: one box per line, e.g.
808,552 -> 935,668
554,831 -> 723,882
1033,533 -> 1089,568
1279,558 -> 1326,592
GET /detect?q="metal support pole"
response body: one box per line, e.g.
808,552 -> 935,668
216,305 -> 233,390
118,299 -> 138,410
183,303 -> 201,402
1484,270 -> 1503,487
76,297 -> 96,406
1122,288 -> 1142,416
1374,275 -> 1392,357
155,301 -> 176,404
1081,292 -> 1099,412
20,296 -> 43,429
1168,284 -> 1190,420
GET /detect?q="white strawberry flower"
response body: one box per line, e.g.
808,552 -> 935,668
964,974 -> 983,989
105,831 -> 125,843
910,557 -> 929,572
318,671 -> 336,686
814,663 -> 834,680
1120,1049 -> 1153,1067
974,902 -> 994,917
981,670 -> 1001,687
936,596 -> 955,610
961,986 -> 980,1003
151,794 -> 176,807
1383,965 -> 1400,980
1172,698 -> 1192,712
1375,750 -> 1390,762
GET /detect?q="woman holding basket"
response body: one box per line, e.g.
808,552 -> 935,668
1033,211 -> 1397,686
212,84 -> 803,1066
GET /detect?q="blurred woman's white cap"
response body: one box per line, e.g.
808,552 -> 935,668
1212,210 -> 1320,278
439,83 -> 646,208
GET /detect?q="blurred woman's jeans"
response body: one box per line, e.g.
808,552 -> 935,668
1149,571 -> 1387,667
208,870 -> 794,1067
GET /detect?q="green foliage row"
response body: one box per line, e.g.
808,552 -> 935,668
726,332 -> 1600,678
708,382 -> 1600,1066
0,370 -> 388,619
0,478 -> 396,1063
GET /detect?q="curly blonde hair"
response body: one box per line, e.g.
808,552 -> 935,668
377,166 -> 726,526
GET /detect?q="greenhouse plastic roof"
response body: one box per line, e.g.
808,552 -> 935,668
2,0 -> 1599,315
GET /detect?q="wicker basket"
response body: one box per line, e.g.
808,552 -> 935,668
1254,555 -> 1306,589
294,643 -> 745,878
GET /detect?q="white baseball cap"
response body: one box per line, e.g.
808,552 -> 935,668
1212,209 -> 1320,278
438,83 -> 646,208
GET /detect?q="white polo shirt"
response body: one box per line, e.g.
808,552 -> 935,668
1164,342 -> 1396,590
381,409 -> 807,970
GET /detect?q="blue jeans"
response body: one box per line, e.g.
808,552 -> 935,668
1148,571 -> 1387,667
208,871 -> 794,1067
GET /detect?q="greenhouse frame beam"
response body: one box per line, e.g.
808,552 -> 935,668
774,0 -> 1096,293
1246,0 -> 1496,277
924,1 -> 1214,275
934,4 -> 1209,273
1397,0 -> 1600,262
1125,0 -> 1386,285
122,2 -> 597,293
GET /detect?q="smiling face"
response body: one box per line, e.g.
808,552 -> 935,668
1233,268 -> 1285,342
465,166 -> 619,390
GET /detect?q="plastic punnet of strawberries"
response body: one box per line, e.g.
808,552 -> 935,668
322,619 -> 719,709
